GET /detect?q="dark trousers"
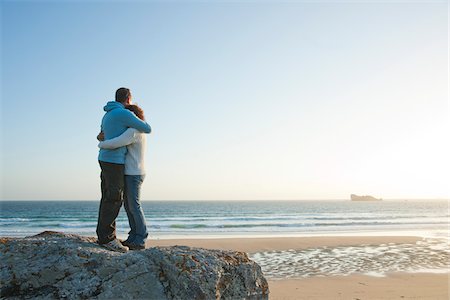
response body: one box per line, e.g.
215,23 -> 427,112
96,160 -> 125,244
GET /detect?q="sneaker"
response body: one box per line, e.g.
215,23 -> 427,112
121,239 -> 133,246
101,238 -> 129,253
122,240 -> 145,250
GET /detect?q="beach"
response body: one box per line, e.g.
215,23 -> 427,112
268,273 -> 448,300
2,200 -> 449,298
147,236 -> 449,300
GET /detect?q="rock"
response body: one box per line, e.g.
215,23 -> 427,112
0,231 -> 269,299
350,194 -> 382,201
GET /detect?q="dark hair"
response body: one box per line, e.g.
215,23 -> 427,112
126,104 -> 145,120
115,87 -> 131,103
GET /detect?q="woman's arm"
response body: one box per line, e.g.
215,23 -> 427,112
98,128 -> 138,149
122,109 -> 151,133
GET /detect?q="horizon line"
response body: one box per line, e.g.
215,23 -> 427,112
1,198 -> 449,202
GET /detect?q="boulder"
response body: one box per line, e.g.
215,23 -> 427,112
0,231 -> 269,299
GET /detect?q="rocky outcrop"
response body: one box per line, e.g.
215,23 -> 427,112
0,231 -> 269,299
350,194 -> 382,201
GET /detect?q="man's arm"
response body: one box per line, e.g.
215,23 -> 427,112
122,110 -> 151,133
98,128 -> 137,149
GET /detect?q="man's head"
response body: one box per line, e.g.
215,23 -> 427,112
115,87 -> 132,105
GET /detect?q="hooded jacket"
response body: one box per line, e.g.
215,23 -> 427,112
98,101 -> 151,164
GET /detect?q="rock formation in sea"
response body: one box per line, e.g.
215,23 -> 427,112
0,231 -> 269,299
350,194 -> 382,201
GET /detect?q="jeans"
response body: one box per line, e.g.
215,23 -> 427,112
97,161 -> 124,244
124,175 -> 148,245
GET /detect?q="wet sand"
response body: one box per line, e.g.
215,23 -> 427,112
146,235 -> 421,253
147,236 -> 449,299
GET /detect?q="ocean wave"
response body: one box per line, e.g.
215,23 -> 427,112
2,219 -> 448,230
1,200 -> 448,237
0,222 -> 97,229
155,220 -> 449,230
148,214 -> 449,225
169,224 -> 209,229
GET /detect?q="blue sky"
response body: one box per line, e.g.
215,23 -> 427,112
1,1 -> 448,200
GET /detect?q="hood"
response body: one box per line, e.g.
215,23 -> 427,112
103,101 -> 124,112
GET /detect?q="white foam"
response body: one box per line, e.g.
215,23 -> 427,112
249,237 -> 450,279
363,271 -> 386,277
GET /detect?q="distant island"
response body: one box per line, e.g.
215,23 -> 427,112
350,194 -> 382,201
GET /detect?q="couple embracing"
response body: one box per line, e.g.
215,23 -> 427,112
96,87 -> 151,253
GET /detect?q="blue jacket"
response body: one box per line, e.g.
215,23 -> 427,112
98,101 -> 151,164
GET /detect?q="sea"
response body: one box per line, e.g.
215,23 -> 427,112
2,200 -> 449,278
0,199 -> 448,239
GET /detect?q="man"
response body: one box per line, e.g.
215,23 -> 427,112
97,87 -> 151,252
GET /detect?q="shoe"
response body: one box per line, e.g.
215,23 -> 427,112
123,241 -> 145,250
121,239 -> 132,247
101,238 -> 129,253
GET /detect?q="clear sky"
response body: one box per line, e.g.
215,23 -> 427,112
1,1 -> 448,200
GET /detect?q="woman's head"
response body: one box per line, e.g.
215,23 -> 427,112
126,104 -> 145,120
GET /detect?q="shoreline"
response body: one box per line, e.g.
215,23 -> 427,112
3,229 -> 447,241
147,235 -> 449,299
3,233 -> 448,299
146,228 -> 448,240
145,235 -> 423,253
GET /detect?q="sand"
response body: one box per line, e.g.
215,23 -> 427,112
268,273 -> 449,300
146,236 -> 421,253
146,236 -> 449,299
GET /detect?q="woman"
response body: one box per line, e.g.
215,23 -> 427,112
98,104 -> 149,250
